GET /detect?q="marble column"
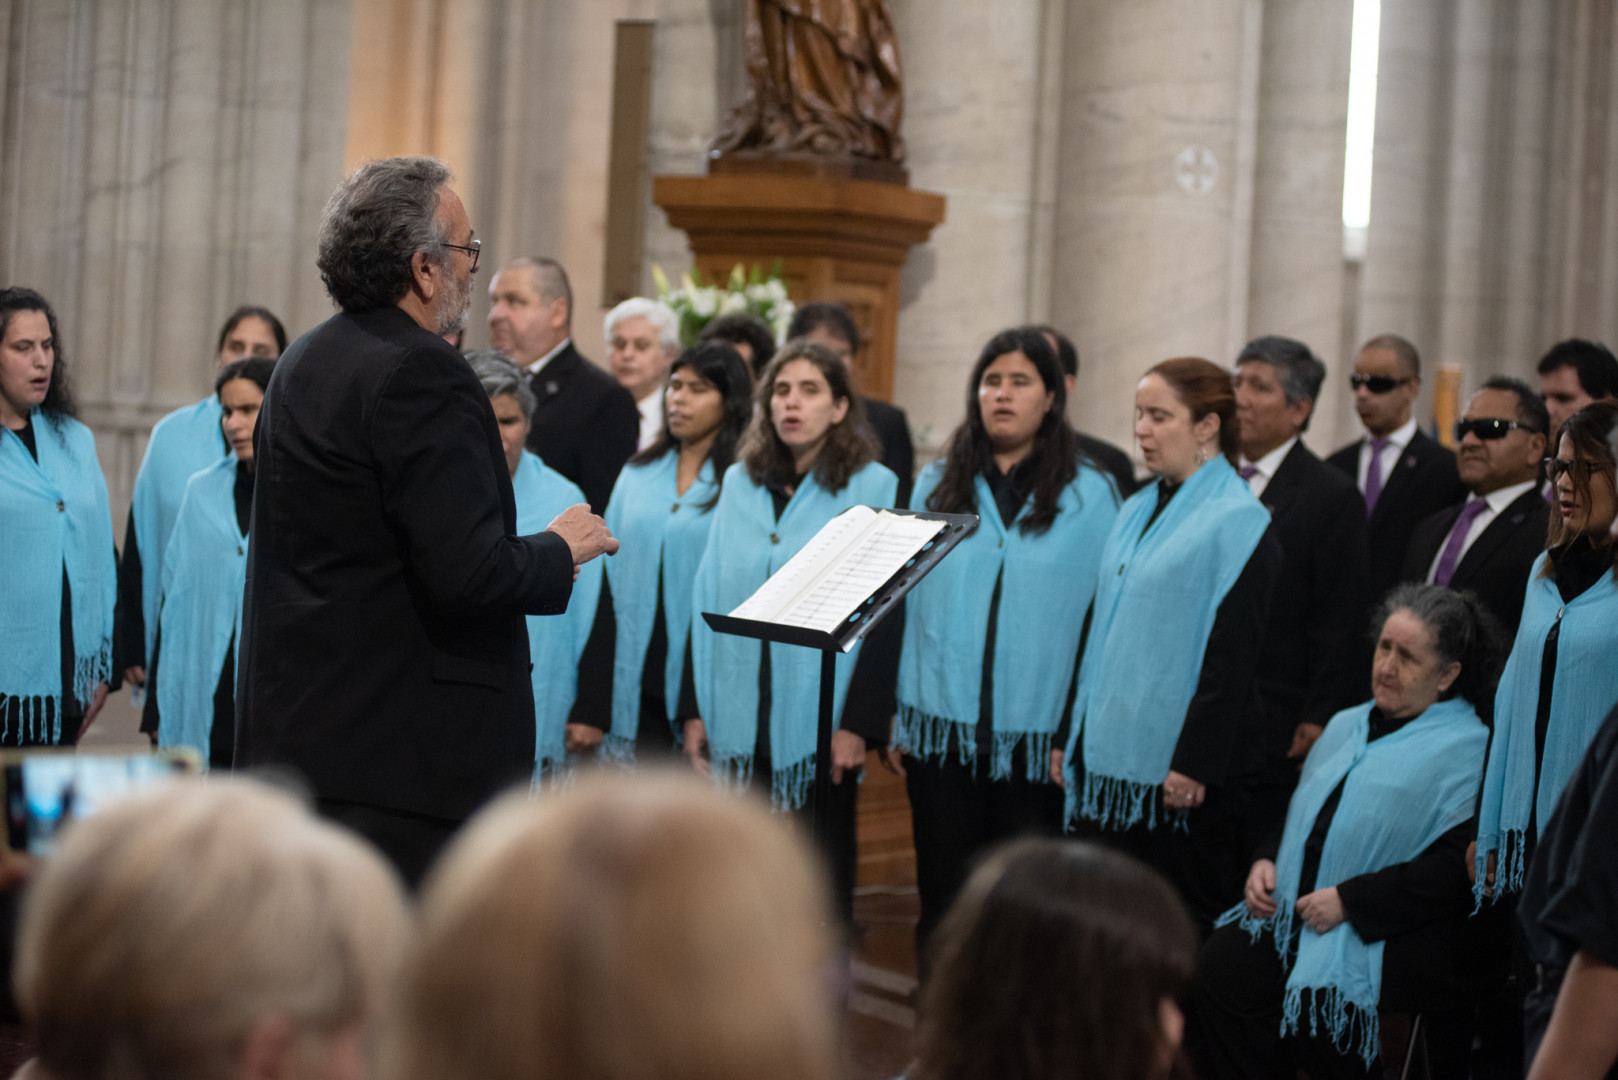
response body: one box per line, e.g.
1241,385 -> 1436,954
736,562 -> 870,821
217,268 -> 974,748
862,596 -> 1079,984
0,0 -> 354,526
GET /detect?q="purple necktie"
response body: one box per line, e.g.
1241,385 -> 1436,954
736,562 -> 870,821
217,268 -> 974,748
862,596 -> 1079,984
1363,436 -> 1391,514
1433,498 -> 1489,586
1239,464 -> 1258,482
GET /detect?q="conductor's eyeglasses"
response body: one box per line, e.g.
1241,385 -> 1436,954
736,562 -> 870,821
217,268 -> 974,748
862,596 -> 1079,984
1349,374 -> 1414,394
1455,418 -> 1536,441
442,238 -> 481,272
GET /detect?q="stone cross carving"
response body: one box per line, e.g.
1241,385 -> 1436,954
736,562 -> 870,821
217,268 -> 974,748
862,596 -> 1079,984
713,0 -> 906,165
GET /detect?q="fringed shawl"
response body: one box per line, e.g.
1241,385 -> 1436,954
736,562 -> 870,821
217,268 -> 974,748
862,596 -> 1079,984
0,412 -> 116,742
1474,552 -> 1618,900
129,396 -> 225,667
1217,698 -> 1486,1065
600,452 -> 720,763
155,457 -> 246,765
513,451 -> 600,780
894,459 -> 1119,780
1064,456 -> 1269,830
691,460 -> 898,809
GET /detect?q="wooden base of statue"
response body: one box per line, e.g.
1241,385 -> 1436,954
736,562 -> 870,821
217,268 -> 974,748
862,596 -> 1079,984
652,161 -> 945,402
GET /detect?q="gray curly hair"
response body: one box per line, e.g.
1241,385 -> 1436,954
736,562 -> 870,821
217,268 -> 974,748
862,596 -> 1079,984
317,156 -> 452,313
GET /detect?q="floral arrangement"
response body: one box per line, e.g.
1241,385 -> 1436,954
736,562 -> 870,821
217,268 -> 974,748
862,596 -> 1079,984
650,261 -> 795,347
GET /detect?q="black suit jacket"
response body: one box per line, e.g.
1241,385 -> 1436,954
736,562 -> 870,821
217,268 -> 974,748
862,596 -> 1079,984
1253,442 -> 1372,747
1327,429 -> 1464,605
1400,487 -> 1550,637
862,396 -> 915,508
1077,432 -> 1138,498
524,342 -> 639,514
238,308 -> 576,822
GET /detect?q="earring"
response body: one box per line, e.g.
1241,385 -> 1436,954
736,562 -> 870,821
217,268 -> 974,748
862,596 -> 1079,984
1195,447 -> 1208,466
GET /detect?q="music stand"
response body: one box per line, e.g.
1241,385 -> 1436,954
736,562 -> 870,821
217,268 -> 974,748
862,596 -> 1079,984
702,508 -> 979,841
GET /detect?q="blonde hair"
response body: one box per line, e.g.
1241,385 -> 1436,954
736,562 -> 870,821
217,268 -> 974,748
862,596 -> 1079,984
387,770 -> 838,1080
15,777 -> 410,1080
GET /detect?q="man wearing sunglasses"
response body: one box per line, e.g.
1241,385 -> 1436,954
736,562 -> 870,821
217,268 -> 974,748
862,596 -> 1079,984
1327,334 -> 1464,604
1401,378 -> 1550,637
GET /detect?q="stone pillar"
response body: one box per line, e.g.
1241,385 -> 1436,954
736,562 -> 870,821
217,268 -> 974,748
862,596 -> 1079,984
0,0 -> 354,526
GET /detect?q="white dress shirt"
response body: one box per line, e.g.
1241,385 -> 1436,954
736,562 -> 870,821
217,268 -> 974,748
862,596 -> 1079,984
636,392 -> 663,451
523,337 -> 572,376
1238,437 -> 1297,500
1355,417 -> 1418,493
1423,479 -> 1538,583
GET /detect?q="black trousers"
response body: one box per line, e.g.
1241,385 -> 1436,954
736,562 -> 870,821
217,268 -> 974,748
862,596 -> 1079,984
1187,920 -> 1474,1080
317,797 -> 460,891
1068,783 -> 1248,935
904,749 -> 1063,967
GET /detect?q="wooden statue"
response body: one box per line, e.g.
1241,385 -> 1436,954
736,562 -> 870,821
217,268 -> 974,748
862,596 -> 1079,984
713,0 -> 905,165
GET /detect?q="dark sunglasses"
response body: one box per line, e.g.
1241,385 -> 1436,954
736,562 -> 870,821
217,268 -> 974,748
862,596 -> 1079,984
1543,457 -> 1609,483
1455,418 -> 1538,441
1349,374 -> 1415,394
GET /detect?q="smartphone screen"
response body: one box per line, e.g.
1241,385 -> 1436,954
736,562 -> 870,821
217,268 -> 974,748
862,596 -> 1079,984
3,751 -> 198,856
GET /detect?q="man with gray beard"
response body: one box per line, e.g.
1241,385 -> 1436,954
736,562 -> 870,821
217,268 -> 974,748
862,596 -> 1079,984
236,157 -> 617,884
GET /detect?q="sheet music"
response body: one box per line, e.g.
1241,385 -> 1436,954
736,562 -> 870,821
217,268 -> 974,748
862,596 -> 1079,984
729,507 -> 945,637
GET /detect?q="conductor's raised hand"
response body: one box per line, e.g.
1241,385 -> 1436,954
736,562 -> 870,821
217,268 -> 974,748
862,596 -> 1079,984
546,504 -> 620,565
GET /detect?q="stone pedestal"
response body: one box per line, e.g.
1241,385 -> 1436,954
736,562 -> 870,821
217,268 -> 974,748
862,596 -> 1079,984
652,170 -> 945,401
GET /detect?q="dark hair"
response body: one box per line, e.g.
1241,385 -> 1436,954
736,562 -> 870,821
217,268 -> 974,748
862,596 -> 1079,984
786,302 -> 859,355
914,838 -> 1196,1080
214,357 -> 277,396
1371,584 -> 1507,711
634,341 -> 754,510
0,287 -> 75,423
317,156 -> 452,313
699,314 -> 776,377
1361,333 -> 1422,378
741,342 -> 877,495
927,328 -> 1079,535
1543,401 -> 1618,571
1477,375 -> 1549,435
1235,335 -> 1326,431
1029,324 -> 1079,379
1145,357 -> 1241,465
1536,339 -> 1618,399
215,306 -> 288,357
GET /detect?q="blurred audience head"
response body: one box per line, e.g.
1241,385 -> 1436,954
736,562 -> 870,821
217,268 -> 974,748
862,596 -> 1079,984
914,838 -> 1196,1080
700,313 -> 777,378
0,286 -> 74,423
215,306 -> 287,369
15,776 -> 409,1080
387,771 -> 838,1080
488,257 -> 573,366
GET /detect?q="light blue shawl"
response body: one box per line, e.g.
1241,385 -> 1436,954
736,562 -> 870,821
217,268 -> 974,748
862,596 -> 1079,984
691,460 -> 897,809
1474,552 -> 1618,899
1064,456 -> 1270,830
155,457 -> 246,765
513,451 -> 601,779
600,451 -> 720,762
0,411 -> 116,742
894,459 -> 1119,780
129,396 -> 226,666
1218,698 -> 1486,1065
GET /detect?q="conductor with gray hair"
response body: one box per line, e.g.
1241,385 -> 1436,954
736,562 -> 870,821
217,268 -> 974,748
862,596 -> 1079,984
238,156 -> 617,885
1232,334 -> 1371,848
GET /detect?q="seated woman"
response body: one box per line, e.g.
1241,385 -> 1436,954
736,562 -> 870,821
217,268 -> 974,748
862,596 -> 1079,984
155,357 -> 275,767
1188,584 -> 1505,1080
910,837 -> 1196,1080
685,341 -> 898,921
1475,401 -> 1618,903
571,340 -> 753,763
14,776 -> 409,1080
466,352 -> 600,781
387,772 -> 838,1080
887,327 -> 1120,960
1055,356 -> 1281,930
